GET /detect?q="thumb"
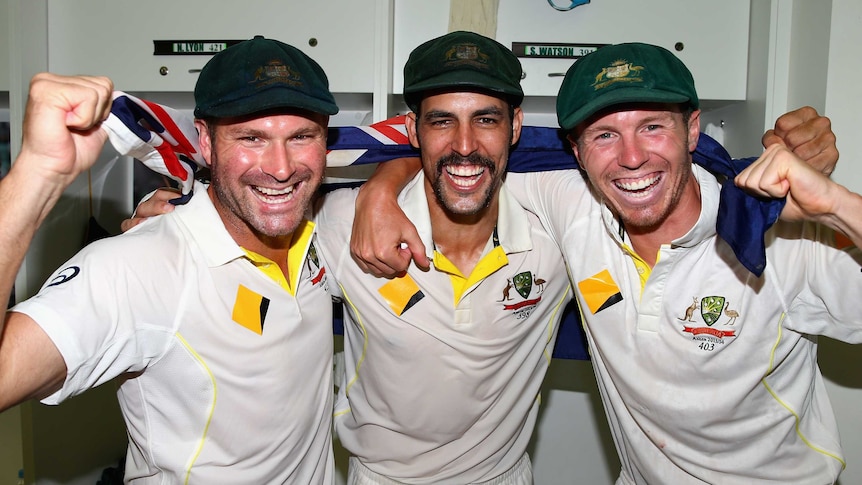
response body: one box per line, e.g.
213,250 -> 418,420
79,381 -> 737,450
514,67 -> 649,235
761,129 -> 788,149
401,228 -> 430,271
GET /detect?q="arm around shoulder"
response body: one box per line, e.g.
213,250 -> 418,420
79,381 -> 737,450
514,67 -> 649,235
351,157 -> 428,276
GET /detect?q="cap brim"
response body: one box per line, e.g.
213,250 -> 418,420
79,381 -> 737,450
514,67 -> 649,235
404,71 -> 523,109
559,88 -> 691,131
195,85 -> 339,118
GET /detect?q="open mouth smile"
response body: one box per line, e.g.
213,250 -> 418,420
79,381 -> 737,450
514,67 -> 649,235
615,174 -> 660,198
445,165 -> 486,188
254,184 -> 298,203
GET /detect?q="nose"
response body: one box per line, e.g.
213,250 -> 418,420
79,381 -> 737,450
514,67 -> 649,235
451,123 -> 479,156
618,134 -> 648,169
261,143 -> 294,182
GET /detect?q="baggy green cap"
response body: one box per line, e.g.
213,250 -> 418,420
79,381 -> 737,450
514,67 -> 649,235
403,31 -> 524,112
556,42 -> 699,131
194,35 -> 338,119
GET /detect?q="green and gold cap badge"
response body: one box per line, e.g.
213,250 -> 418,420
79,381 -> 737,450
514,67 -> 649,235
556,42 -> 699,131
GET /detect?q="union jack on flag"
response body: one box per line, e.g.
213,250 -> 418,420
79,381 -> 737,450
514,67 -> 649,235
102,92 -> 204,204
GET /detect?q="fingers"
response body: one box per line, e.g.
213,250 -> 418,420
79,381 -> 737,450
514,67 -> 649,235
760,129 -> 786,150
735,144 -> 837,222
136,189 -> 180,218
772,106 -> 819,136
735,144 -> 791,199
149,187 -> 184,204
120,217 -> 145,233
28,73 -> 113,131
349,226 -> 428,278
65,76 -> 114,130
765,106 -> 838,175
349,243 -> 407,278
14,73 -> 114,190
120,188 -> 180,233
349,237 -> 408,278
781,115 -> 836,170
401,230 -> 430,271
351,175 -> 426,277
350,251 -> 408,278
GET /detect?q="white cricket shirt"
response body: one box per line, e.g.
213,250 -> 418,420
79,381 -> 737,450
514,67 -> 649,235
13,182 -> 335,484
316,173 -> 571,483
508,167 -> 860,484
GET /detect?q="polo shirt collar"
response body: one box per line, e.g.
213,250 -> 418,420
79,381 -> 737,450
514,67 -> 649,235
673,164 -> 719,247
175,181 -> 247,266
174,181 -> 316,267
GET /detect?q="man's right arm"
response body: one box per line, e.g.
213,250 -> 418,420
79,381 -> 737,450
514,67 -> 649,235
0,73 -> 113,411
736,144 -> 862,248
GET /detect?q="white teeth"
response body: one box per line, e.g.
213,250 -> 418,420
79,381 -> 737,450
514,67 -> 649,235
445,165 -> 485,187
446,165 -> 484,177
255,185 -> 295,197
617,175 -> 659,192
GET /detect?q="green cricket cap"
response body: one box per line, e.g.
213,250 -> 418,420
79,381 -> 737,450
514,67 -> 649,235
403,31 -> 524,112
556,42 -> 699,131
194,35 -> 338,119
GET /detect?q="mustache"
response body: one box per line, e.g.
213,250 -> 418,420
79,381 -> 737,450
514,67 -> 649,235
435,153 -> 496,174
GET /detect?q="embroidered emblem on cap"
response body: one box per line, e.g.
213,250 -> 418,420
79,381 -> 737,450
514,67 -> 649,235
251,60 -> 302,88
444,43 -> 491,69
592,59 -> 644,90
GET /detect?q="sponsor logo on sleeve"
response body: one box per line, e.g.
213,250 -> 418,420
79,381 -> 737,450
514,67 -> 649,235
46,266 -> 81,287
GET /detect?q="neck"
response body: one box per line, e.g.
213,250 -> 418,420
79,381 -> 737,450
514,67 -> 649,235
624,173 -> 702,268
209,188 -> 293,272
426,191 -> 499,276
243,235 -> 292,264
241,235 -> 293,284
625,231 -> 665,268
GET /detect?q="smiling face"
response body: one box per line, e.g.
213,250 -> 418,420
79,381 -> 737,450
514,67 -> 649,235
407,91 -> 522,220
572,103 -> 701,238
197,111 -> 328,251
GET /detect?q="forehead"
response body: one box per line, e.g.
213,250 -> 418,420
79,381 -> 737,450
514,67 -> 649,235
212,110 -> 328,132
419,90 -> 509,114
577,102 -> 684,133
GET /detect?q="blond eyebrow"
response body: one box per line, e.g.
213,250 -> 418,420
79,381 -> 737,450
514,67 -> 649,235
583,112 -> 676,135
223,124 -> 325,139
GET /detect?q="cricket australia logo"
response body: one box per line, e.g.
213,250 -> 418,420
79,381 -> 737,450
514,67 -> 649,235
676,295 -> 739,350
592,59 -> 645,90
444,43 -> 491,70
251,60 -> 302,88
699,296 -> 724,325
499,271 -> 545,320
